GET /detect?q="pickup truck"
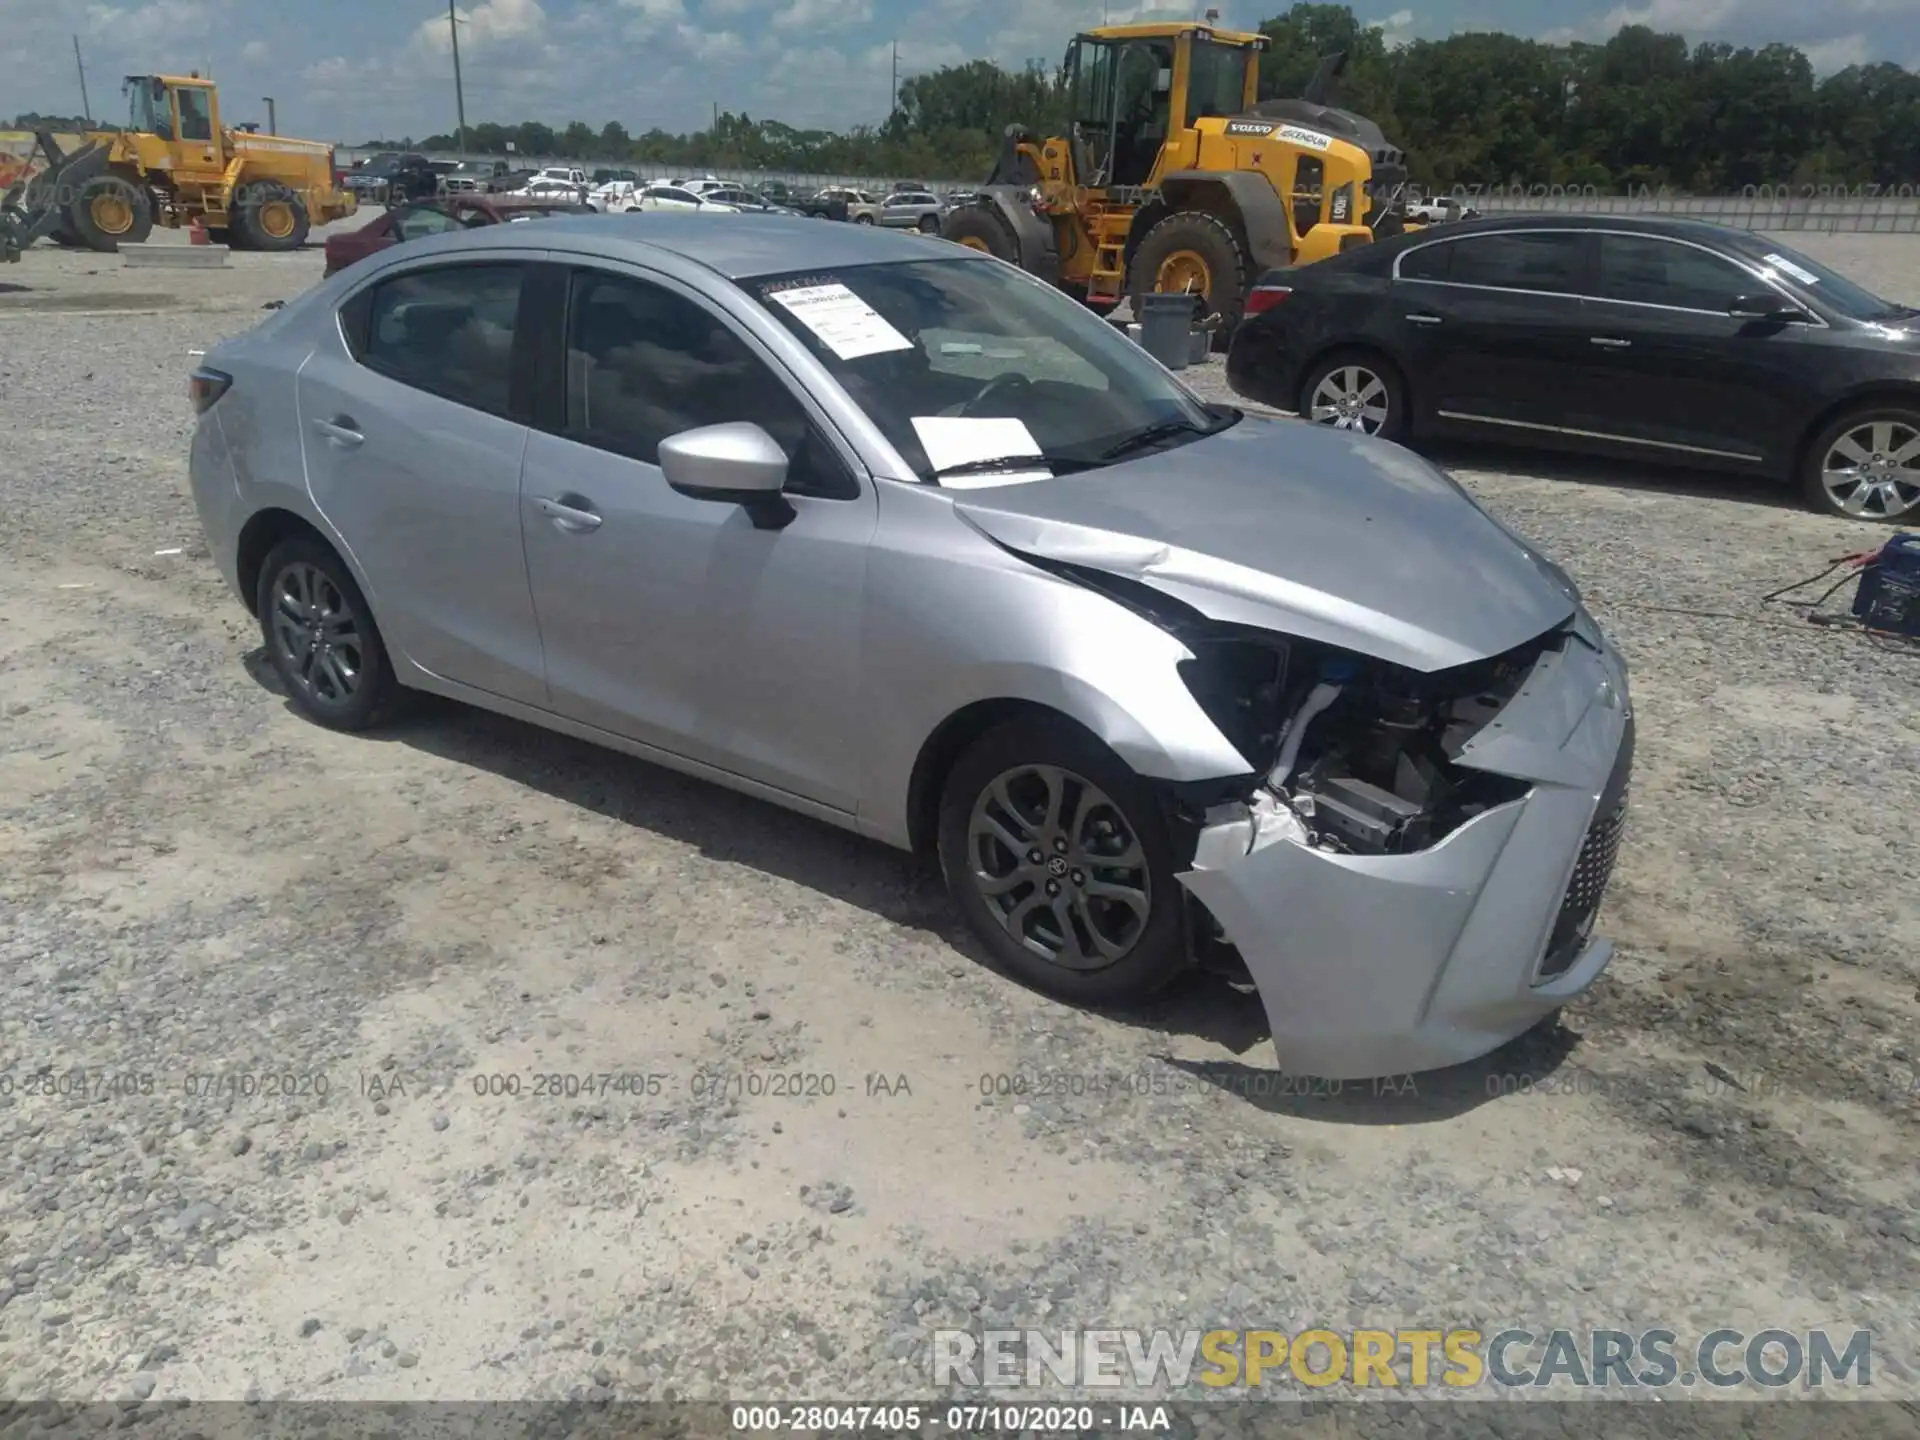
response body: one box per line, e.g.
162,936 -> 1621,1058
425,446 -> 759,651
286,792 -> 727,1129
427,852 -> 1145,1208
1404,195 -> 1482,224
439,158 -> 510,194
794,187 -> 882,223
520,167 -> 590,201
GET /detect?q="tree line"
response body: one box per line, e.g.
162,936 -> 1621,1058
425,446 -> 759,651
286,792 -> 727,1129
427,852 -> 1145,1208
17,4 -> 1920,192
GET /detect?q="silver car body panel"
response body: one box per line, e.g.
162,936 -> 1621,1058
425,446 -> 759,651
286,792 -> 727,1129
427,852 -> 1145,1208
186,214 -> 1631,1078
1180,628 -> 1631,1079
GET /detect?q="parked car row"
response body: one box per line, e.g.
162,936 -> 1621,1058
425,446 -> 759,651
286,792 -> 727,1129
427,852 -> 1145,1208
190,212 -> 1633,1082
1224,212 -> 1920,521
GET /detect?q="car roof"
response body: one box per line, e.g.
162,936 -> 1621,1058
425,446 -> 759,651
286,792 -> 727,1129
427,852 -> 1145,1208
1392,212 -> 1760,246
383,210 -> 980,280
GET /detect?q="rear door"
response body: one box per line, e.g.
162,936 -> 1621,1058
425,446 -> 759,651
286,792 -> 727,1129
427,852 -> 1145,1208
297,256 -> 548,706
1573,232 -> 1816,468
1387,229 -> 1596,435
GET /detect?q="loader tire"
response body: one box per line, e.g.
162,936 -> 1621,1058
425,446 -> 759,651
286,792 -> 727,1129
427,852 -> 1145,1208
1127,210 -> 1250,352
233,182 -> 310,253
68,176 -> 153,253
942,204 -> 1018,262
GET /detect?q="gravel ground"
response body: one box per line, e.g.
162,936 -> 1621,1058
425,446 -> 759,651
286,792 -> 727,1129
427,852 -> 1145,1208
0,224 -> 1915,1420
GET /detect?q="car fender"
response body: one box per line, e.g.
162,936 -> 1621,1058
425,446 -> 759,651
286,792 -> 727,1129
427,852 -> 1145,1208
854,495 -> 1253,848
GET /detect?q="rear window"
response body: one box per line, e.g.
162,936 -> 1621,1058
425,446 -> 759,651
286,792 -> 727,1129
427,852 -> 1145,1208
356,263 -> 525,419
1446,232 -> 1585,292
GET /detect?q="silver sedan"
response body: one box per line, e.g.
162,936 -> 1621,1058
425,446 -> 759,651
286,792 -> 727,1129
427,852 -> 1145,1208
185,214 -> 1632,1080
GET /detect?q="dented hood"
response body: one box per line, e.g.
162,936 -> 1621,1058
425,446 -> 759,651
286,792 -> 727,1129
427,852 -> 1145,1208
951,415 -> 1577,672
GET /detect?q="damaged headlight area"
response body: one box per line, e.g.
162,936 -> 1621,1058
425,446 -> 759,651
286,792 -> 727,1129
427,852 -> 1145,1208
1036,556 -> 1551,861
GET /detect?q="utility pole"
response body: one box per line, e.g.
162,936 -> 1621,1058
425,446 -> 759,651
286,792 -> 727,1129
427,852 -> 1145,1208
262,96 -> 276,134
448,0 -> 468,154
890,40 -> 898,120
72,35 -> 92,124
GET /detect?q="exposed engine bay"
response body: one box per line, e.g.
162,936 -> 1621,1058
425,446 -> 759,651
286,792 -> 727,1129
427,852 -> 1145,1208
1172,619 -> 1554,862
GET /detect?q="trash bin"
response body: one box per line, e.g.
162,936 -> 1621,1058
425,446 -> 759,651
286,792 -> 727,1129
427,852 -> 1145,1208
1138,290 -> 1196,370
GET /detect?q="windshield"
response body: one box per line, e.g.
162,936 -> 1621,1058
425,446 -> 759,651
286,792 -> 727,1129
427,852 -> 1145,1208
1747,240 -> 1906,321
745,256 -> 1225,485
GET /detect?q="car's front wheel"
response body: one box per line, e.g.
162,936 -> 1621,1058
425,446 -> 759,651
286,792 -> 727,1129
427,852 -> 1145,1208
938,715 -> 1189,1004
1802,406 -> 1920,521
255,537 -> 397,731
1298,350 -> 1409,442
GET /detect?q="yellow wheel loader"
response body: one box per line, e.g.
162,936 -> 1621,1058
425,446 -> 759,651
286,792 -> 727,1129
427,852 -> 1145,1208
1,73 -> 355,261
941,24 -> 1410,345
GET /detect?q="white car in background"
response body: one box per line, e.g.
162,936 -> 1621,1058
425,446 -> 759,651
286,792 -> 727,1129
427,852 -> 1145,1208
521,167 -> 591,202
618,183 -> 740,214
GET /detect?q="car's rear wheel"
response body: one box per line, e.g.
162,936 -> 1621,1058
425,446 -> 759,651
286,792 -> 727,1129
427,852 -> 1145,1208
1298,350 -> 1409,442
1802,407 -> 1920,522
854,213 -> 875,224
255,537 -> 397,731
938,715 -> 1188,1004
917,214 -> 940,233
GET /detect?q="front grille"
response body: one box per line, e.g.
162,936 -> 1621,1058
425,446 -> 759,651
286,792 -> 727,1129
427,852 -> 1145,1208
1537,716 -> 1633,980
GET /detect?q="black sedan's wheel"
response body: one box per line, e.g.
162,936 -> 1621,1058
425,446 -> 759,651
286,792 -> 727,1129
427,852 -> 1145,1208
1803,408 -> 1920,521
938,715 -> 1188,1004
255,537 -> 395,731
1298,351 -> 1409,442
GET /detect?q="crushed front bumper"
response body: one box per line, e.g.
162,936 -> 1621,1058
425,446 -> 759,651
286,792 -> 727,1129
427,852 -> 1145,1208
1177,626 -> 1633,1080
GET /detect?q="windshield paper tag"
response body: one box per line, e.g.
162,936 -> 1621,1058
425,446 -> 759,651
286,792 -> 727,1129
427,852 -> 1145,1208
1764,253 -> 1820,286
768,282 -> 914,360
912,417 -> 1051,487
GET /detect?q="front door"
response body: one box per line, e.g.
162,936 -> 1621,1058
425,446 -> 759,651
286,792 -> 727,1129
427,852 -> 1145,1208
1572,232 -> 1815,468
170,82 -> 224,181
1388,229 -> 1595,435
518,264 -> 878,812
297,257 -> 549,706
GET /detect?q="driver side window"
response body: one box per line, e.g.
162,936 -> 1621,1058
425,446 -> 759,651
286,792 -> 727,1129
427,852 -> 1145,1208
176,87 -> 213,143
562,269 -> 854,499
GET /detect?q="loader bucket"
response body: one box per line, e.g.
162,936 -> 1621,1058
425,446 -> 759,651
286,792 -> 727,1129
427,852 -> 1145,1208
1,130 -> 111,261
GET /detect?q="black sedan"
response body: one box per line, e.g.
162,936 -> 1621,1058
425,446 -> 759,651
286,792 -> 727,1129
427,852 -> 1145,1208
1226,214 -> 1920,521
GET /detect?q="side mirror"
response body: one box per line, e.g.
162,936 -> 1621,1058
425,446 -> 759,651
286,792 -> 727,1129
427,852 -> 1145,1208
658,422 -> 795,530
1729,292 -> 1811,324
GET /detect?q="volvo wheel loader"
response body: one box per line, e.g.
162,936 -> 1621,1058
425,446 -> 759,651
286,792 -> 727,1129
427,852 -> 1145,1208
941,23 -> 1409,343
2,73 -> 355,261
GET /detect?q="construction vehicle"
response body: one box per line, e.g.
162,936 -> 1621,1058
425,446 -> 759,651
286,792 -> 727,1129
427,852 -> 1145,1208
1,73 -> 355,261
940,23 -> 1409,341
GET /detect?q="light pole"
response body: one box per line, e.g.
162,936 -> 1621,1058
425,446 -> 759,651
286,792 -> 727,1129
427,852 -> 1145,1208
262,96 -> 276,134
73,36 -> 93,124
448,1 -> 468,153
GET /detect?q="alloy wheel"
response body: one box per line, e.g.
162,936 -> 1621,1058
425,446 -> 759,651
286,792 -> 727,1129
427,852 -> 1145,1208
1308,365 -> 1390,433
964,764 -> 1152,971
268,561 -> 365,707
1821,420 -> 1920,519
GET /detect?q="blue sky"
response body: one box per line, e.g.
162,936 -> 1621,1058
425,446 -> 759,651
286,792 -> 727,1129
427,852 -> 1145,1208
3,0 -> 1915,143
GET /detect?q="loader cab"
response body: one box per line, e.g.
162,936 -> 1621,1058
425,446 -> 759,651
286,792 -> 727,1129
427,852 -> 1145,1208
1063,24 -> 1264,190
125,75 -> 223,171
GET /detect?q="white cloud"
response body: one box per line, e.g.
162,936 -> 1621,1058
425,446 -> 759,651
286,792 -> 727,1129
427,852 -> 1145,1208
84,0 -> 216,47
771,0 -> 872,32
239,39 -> 271,64
1368,8 -> 1415,48
414,0 -> 547,54
674,23 -> 746,60
1799,32 -> 1869,71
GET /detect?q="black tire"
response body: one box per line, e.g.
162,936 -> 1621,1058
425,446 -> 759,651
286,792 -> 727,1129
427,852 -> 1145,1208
255,537 -> 397,732
917,214 -> 941,233
854,212 -> 876,225
1800,405 -> 1920,522
1126,210 -> 1251,352
937,714 -> 1189,1005
232,181 -> 310,253
941,204 -> 1018,261
67,175 -> 153,252
1297,348 -> 1410,443
204,225 -> 231,246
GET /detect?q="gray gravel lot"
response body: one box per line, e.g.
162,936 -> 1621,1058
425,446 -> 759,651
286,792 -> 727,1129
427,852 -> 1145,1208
0,224 -> 1915,1417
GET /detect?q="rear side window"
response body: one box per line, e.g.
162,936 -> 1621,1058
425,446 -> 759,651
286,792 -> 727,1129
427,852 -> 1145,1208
1398,240 -> 1452,282
357,263 -> 524,418
1447,232 -> 1585,293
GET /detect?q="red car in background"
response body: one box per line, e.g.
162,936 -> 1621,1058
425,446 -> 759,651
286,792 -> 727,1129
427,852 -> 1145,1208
322,195 -> 594,277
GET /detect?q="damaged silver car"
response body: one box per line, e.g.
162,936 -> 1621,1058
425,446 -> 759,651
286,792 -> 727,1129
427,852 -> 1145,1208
185,215 -> 1631,1079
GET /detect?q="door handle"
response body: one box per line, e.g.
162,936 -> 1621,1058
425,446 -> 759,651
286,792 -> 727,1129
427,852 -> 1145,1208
1405,313 -> 1443,325
1589,336 -> 1632,348
310,415 -> 363,446
536,496 -> 603,533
